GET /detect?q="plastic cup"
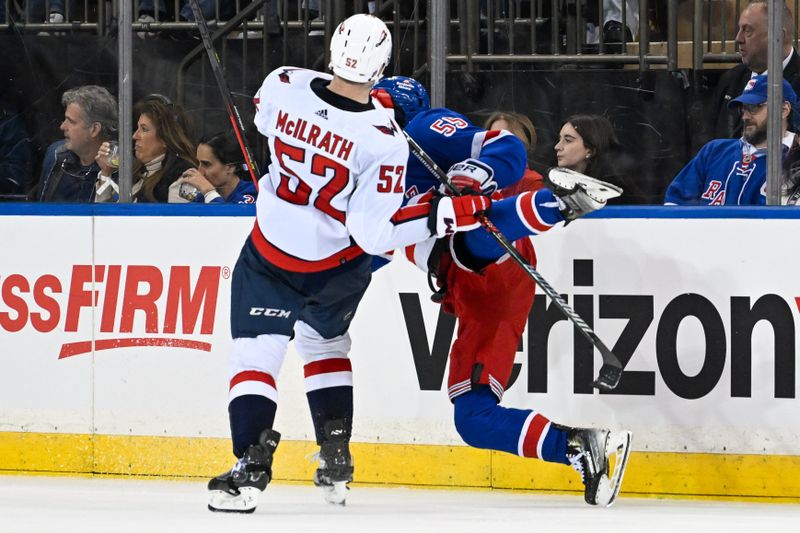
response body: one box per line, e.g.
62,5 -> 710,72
108,142 -> 120,168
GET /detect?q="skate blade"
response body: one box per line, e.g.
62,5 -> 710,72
320,481 -> 349,506
208,487 -> 260,513
579,182 -> 622,202
595,430 -> 632,508
548,168 -> 623,200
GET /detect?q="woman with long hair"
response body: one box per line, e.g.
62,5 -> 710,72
484,110 -> 543,195
484,111 -> 537,163
96,94 -> 197,202
554,113 -> 642,203
554,114 -> 618,177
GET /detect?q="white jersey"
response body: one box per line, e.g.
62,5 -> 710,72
252,67 -> 431,272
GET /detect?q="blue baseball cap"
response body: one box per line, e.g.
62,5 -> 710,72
728,74 -> 798,108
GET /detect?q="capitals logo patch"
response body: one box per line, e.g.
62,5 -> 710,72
278,68 -> 301,84
374,122 -> 398,136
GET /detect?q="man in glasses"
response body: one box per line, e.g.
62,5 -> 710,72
665,74 -> 797,205
38,85 -> 117,202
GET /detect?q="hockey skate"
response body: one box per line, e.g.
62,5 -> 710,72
207,428 -> 281,513
544,168 -> 622,221
566,427 -> 632,507
313,419 -> 354,506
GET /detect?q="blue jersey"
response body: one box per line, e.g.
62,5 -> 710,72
402,108 -> 528,201
195,179 -> 258,204
371,107 -> 530,272
664,137 -> 792,205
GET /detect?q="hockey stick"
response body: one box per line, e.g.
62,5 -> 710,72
188,0 -> 261,188
403,132 -> 623,391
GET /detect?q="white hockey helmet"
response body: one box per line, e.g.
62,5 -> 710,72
329,14 -> 392,84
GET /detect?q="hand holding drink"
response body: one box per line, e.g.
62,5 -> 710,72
107,141 -> 120,168
95,141 -> 119,175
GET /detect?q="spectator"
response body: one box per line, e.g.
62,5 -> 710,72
138,0 -> 243,26
38,85 -> 117,202
26,0 -> 72,23
484,111 -> 537,162
96,94 -> 196,203
665,75 -> 797,206
177,132 -> 257,203
484,110 -> 544,192
553,114 -> 640,204
703,1 -> 800,145
554,114 -> 617,177
580,0 -> 638,54
0,97 -> 32,198
0,0 -> 70,23
602,0 -> 638,45
303,0 -> 322,19
137,0 -> 249,38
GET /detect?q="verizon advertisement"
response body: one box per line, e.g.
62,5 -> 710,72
0,213 -> 797,456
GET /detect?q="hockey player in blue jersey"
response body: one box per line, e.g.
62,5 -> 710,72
665,74 -> 798,205
372,76 -> 632,507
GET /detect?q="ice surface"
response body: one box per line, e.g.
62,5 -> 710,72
1,475 -> 798,533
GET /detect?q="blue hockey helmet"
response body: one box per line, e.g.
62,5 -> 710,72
372,76 -> 430,126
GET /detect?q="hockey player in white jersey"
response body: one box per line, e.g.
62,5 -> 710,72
207,14 -> 491,513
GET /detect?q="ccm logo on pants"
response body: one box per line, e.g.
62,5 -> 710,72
249,307 -> 292,318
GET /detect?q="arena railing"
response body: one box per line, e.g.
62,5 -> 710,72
6,1 -> 796,72
8,1 -> 800,102
6,1 -> 799,75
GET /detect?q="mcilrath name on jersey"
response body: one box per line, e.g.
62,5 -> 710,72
275,110 -> 354,161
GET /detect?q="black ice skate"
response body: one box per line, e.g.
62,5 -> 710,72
566,427 -> 632,507
313,419 -> 354,506
207,428 -> 281,513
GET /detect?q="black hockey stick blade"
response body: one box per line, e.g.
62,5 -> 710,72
594,363 -> 623,391
587,331 -> 623,388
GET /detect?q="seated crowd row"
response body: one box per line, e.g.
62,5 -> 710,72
38,87 -> 256,204
19,72 -> 800,207
27,81 -> 625,206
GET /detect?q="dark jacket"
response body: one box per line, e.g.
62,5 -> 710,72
137,153 -> 194,203
704,49 -> 800,144
38,140 -> 101,202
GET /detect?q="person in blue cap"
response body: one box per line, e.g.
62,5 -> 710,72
665,74 -> 798,205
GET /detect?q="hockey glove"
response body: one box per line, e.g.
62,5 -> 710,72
544,167 -> 622,222
446,158 -> 498,195
427,194 -> 491,237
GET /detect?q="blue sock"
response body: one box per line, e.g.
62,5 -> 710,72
306,386 -> 353,444
228,394 -> 277,458
464,189 -> 564,261
453,386 -> 569,464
